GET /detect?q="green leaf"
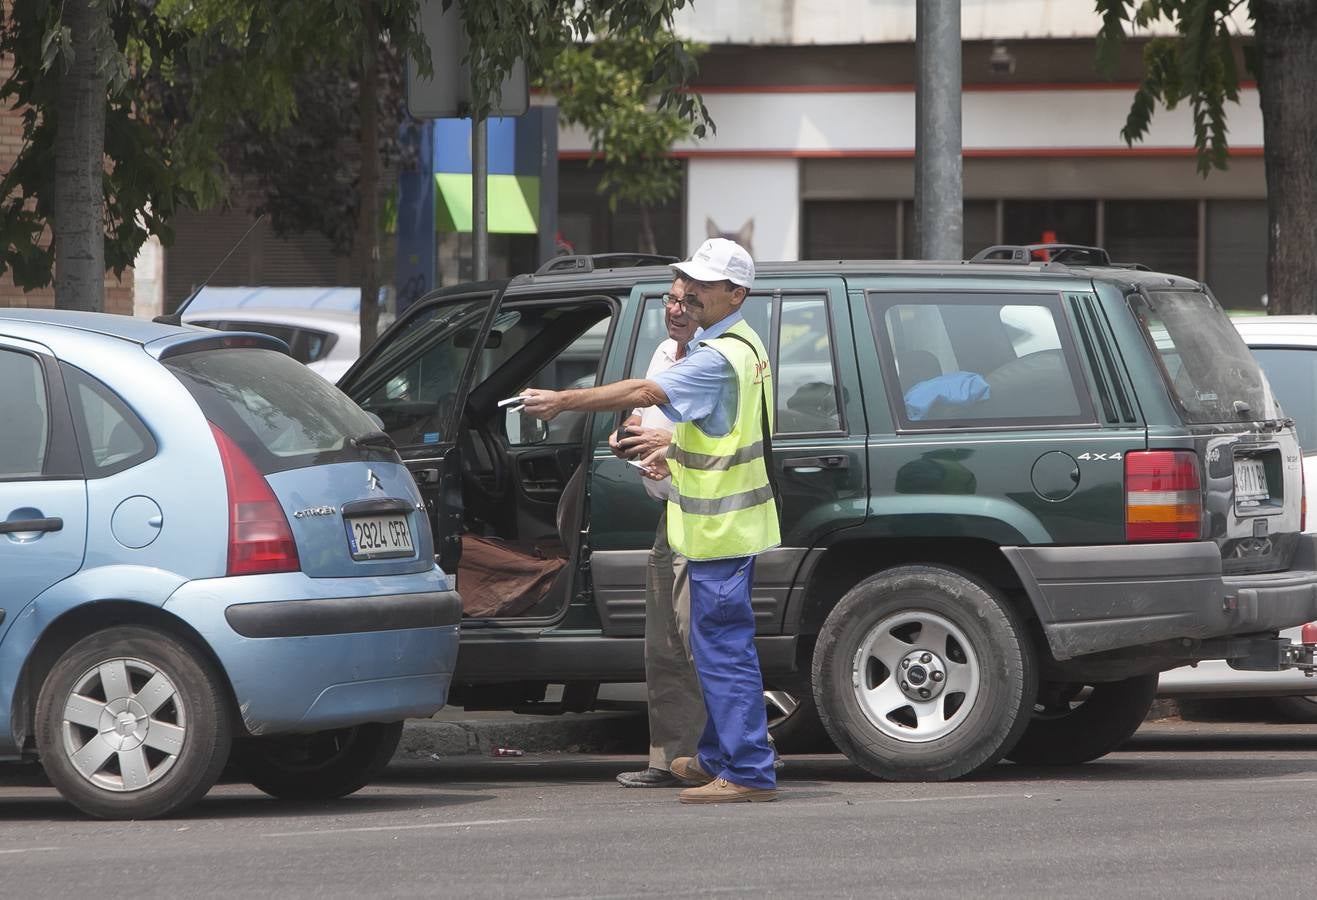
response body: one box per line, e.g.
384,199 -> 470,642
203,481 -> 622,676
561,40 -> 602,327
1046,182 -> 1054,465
1094,0 -> 1133,76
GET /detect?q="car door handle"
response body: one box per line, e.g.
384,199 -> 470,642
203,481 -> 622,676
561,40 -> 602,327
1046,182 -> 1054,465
783,456 -> 849,473
0,516 -> 63,534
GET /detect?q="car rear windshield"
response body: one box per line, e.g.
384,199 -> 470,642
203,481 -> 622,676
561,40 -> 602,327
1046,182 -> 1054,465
165,347 -> 387,474
1130,290 -> 1280,425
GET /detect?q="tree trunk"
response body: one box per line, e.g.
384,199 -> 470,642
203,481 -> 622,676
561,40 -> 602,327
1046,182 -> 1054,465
638,206 -> 657,255
53,0 -> 109,312
1253,0 -> 1317,315
356,0 -> 382,352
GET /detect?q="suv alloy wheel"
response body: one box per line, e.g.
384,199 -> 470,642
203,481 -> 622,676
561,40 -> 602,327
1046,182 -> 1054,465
812,566 -> 1036,781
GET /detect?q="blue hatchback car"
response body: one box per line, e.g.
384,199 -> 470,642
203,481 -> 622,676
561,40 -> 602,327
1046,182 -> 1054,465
0,310 -> 461,818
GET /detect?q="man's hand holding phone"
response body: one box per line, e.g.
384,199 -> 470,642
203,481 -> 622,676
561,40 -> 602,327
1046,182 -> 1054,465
616,425 -> 672,460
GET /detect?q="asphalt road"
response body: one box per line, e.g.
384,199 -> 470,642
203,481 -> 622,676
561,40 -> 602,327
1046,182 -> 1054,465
3,720 -> 1317,898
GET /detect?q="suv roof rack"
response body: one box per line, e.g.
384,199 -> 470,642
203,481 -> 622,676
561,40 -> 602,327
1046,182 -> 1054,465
970,243 -> 1112,266
534,252 -> 679,276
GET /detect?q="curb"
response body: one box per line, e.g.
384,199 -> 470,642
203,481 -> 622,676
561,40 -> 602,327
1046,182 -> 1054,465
1146,698 -> 1181,721
398,710 -> 648,759
398,697 -> 1181,761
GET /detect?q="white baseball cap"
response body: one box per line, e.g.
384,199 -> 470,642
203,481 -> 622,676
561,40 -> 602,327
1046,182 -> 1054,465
672,238 -> 755,288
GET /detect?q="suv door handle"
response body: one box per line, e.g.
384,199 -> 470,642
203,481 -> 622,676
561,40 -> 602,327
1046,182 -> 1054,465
0,516 -> 63,534
783,456 -> 849,473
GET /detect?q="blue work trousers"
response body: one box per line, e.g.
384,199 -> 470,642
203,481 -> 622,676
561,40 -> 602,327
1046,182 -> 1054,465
689,555 -> 776,790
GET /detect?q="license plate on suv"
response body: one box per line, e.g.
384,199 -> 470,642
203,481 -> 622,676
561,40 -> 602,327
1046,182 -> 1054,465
346,514 -> 415,560
1234,458 -> 1270,503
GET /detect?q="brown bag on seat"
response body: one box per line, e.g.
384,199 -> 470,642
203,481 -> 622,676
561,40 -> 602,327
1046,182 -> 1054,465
456,534 -> 565,618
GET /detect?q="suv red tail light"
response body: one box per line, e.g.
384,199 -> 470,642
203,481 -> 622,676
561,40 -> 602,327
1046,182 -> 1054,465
210,424 -> 300,575
1125,450 -> 1202,542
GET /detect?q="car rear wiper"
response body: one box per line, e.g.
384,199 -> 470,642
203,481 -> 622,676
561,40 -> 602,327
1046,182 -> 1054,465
350,430 -> 397,450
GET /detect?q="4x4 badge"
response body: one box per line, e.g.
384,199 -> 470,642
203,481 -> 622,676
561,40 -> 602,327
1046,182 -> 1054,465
367,469 -> 382,491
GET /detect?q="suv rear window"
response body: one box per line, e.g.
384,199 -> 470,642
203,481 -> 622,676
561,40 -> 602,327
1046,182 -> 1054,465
165,348 -> 384,474
1131,290 -> 1280,425
870,293 -> 1092,427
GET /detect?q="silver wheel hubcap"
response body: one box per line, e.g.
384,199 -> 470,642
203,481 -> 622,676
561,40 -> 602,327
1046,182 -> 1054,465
851,610 -> 980,743
60,657 -> 186,792
763,691 -> 799,726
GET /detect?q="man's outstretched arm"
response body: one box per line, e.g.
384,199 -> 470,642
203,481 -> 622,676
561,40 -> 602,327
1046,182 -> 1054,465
522,379 -> 669,421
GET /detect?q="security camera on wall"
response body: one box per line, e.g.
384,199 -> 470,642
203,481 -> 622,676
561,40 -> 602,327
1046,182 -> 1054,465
989,42 -> 1016,75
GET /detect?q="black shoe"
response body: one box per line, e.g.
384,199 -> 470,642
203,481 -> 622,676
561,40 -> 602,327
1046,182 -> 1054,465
616,766 -> 683,788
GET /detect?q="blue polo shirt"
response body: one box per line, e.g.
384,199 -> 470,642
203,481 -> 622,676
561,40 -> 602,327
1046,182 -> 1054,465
650,311 -> 743,438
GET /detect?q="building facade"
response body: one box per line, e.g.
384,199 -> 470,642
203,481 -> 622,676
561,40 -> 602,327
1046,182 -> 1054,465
559,1 -> 1267,308
0,1 -> 1269,314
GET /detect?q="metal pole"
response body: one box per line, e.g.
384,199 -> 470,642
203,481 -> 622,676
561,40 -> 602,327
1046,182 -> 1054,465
472,115 -> 489,280
914,0 -> 963,260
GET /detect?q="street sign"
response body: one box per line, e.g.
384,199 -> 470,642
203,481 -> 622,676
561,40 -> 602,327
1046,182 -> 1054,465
406,0 -> 529,120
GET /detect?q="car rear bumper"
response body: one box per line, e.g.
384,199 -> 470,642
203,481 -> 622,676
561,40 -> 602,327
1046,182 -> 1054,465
224,591 -> 461,637
165,569 -> 461,735
1003,535 -> 1317,660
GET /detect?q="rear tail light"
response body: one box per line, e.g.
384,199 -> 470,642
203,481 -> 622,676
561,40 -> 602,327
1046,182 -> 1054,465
210,424 -> 300,575
1125,450 -> 1202,542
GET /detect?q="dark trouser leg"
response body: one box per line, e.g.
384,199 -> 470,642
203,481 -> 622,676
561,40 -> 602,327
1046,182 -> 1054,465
644,509 -> 707,770
688,556 -> 775,789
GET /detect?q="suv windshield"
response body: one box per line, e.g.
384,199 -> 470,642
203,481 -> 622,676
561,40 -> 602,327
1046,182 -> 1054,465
166,348 -> 385,474
1130,290 -> 1279,425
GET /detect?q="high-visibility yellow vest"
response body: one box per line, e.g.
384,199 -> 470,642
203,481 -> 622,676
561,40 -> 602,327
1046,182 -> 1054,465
666,318 -> 781,560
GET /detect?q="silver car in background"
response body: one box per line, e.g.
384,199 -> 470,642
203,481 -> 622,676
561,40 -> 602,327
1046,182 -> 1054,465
181,307 -> 368,383
1157,315 -> 1317,719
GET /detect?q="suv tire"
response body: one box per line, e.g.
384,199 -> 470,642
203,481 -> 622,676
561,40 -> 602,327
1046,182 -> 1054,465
233,721 -> 404,801
35,626 -> 232,819
1269,694 -> 1317,723
1005,675 -> 1158,766
812,566 -> 1035,781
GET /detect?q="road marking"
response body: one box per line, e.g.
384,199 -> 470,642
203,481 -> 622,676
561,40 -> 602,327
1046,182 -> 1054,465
0,847 -> 59,855
261,817 -> 539,838
868,792 -> 1029,804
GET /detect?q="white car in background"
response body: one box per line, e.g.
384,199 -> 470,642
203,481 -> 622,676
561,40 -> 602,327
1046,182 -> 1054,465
181,307 -> 365,383
1157,315 -> 1317,719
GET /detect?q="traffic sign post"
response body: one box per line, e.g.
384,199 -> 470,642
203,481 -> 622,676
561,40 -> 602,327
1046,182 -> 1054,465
406,0 -> 528,281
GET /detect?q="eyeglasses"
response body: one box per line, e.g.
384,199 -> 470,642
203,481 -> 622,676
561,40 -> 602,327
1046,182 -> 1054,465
662,293 -> 704,310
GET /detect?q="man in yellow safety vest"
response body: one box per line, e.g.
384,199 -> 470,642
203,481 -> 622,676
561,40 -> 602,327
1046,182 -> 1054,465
522,238 -> 780,804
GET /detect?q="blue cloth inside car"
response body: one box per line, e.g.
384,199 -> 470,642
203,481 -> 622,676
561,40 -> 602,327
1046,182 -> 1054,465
904,372 -> 991,421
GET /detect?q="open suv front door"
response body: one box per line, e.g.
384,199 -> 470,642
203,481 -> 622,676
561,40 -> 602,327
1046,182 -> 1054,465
339,288 -> 506,574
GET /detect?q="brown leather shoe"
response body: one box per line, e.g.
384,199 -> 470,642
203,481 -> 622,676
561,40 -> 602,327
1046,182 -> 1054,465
679,777 -> 778,804
669,756 -> 714,786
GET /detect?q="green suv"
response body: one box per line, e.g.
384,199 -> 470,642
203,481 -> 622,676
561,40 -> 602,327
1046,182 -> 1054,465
339,245 -> 1317,781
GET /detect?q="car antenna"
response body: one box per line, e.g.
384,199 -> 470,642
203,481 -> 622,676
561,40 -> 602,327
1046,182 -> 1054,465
152,213 -> 266,326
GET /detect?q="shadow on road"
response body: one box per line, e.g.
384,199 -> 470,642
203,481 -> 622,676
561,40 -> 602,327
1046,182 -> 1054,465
0,759 -> 492,822
380,734 -> 1317,790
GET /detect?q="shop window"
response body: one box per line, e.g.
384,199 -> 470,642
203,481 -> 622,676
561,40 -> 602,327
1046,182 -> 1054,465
1001,200 -> 1097,250
1104,200 -> 1198,278
1206,199 -> 1267,309
557,160 -> 685,258
802,201 -> 898,260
